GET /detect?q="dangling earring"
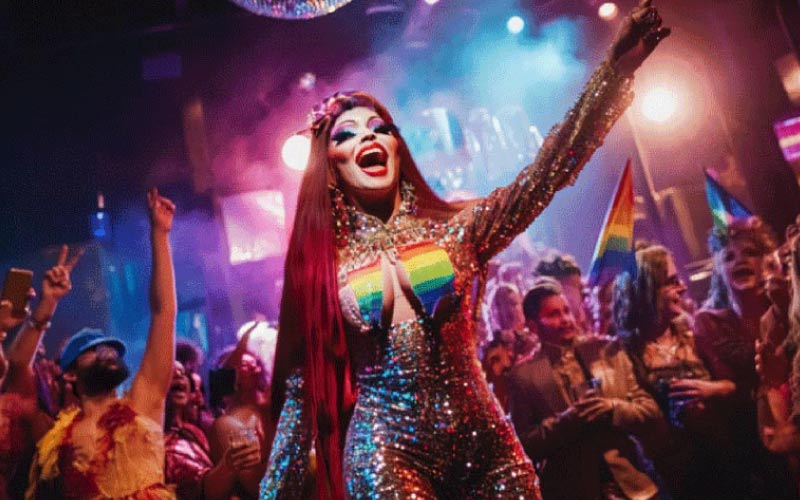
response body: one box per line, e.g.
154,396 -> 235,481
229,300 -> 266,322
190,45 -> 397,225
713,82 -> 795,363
329,184 -> 350,248
399,178 -> 417,216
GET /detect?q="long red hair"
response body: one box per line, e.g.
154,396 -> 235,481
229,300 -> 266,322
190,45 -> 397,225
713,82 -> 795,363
271,92 -> 462,499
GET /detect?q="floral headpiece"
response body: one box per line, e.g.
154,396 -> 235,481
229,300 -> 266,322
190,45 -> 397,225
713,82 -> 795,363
707,216 -> 777,254
306,91 -> 376,134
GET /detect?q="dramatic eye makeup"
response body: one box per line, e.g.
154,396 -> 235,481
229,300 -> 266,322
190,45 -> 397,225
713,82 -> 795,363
374,123 -> 396,135
368,117 -> 397,135
331,126 -> 357,145
331,114 -> 397,145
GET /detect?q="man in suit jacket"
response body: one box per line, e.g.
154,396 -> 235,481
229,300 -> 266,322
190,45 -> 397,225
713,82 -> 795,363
507,280 -> 662,500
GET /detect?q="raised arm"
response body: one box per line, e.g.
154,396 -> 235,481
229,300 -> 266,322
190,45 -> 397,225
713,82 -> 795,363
4,246 -> 82,395
131,188 -> 177,422
458,0 -> 669,264
221,321 -> 258,370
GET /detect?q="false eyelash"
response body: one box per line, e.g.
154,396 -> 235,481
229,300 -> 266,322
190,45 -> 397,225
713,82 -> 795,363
331,130 -> 356,144
374,124 -> 397,135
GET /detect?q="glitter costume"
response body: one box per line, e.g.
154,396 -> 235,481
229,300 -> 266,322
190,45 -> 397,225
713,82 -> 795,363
261,61 -> 634,499
26,401 -> 175,500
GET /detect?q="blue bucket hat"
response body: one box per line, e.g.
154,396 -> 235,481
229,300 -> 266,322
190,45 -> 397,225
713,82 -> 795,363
59,327 -> 127,371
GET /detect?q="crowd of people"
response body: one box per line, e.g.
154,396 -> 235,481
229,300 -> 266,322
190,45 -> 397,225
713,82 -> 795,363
3,205 -> 800,500
482,215 -> 800,499
0,190 -> 283,500
3,1 -> 800,499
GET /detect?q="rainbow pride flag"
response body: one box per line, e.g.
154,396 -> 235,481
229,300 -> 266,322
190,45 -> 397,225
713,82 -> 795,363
587,160 -> 636,287
704,170 -> 752,232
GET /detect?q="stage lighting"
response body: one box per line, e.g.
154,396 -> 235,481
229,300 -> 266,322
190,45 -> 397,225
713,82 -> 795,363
424,0 -> 439,4
506,15 -> 525,35
298,72 -> 317,91
281,134 -> 311,171
221,190 -> 286,264
598,2 -> 619,21
775,53 -> 800,106
641,86 -> 678,123
689,269 -> 712,282
90,192 -> 111,242
774,114 -> 800,164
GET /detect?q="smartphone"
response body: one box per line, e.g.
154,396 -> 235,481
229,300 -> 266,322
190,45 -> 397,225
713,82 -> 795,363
2,268 -> 33,318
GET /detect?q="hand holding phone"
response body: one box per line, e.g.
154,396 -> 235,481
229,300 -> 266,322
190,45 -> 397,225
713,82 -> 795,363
2,269 -> 34,320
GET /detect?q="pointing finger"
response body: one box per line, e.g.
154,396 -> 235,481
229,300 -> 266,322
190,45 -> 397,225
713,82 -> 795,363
65,247 -> 85,271
57,244 -> 68,266
147,188 -> 157,208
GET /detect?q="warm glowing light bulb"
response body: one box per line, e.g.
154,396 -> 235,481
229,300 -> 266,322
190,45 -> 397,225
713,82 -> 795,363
281,134 -> 311,171
506,15 -> 525,35
598,2 -> 619,21
424,0 -> 439,5
641,86 -> 679,123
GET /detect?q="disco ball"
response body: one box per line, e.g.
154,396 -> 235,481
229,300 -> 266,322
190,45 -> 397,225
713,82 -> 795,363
231,0 -> 351,19
229,0 -> 354,19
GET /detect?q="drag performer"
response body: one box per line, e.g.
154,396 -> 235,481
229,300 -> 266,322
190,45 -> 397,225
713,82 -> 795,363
262,2 -> 669,498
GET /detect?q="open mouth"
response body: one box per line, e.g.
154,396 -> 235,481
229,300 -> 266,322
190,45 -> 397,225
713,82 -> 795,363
732,267 -> 755,280
169,381 -> 189,394
356,143 -> 388,176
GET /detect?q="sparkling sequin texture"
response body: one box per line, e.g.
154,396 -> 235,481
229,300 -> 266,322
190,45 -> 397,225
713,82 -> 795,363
228,0 -> 353,19
261,61 -> 633,499
260,374 -> 311,499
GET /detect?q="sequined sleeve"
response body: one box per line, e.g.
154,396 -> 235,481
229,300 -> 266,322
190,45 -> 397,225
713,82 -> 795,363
260,371 -> 312,500
458,61 -> 634,264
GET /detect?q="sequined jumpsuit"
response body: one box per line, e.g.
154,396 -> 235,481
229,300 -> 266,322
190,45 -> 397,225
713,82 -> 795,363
261,61 -> 634,500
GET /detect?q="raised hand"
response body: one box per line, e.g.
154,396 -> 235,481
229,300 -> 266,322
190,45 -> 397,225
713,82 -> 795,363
765,272 -> 791,313
41,245 -> 84,303
609,0 -> 671,75
755,339 -> 791,388
147,187 -> 176,233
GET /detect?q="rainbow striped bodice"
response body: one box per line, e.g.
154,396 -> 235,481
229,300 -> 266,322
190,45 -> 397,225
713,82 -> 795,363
343,240 -> 456,328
